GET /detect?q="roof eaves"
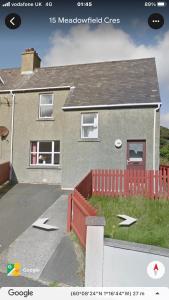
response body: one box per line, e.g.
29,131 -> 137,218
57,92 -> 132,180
0,86 -> 71,93
62,102 -> 161,110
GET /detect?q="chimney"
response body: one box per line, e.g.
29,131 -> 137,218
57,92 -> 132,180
21,48 -> 41,74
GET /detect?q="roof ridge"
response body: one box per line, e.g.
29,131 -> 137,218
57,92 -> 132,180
40,57 -> 155,70
0,67 -> 20,71
0,57 -> 155,72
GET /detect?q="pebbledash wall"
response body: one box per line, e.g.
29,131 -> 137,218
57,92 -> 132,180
11,89 -> 68,184
0,93 -> 160,187
62,107 -> 160,189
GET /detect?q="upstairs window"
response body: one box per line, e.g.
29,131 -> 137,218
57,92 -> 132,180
81,113 -> 98,139
30,141 -> 60,166
39,94 -> 53,119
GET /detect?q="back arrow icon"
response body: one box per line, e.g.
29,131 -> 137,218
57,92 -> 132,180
10,17 -> 15,26
5,14 -> 21,30
32,218 -> 59,231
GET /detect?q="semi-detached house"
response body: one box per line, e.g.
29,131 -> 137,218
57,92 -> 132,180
0,48 -> 161,189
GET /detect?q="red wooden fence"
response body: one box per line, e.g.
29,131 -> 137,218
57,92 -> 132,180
160,164 -> 169,177
67,168 -> 169,247
0,162 -> 10,185
76,171 -> 93,199
92,169 -> 169,199
67,171 -> 97,247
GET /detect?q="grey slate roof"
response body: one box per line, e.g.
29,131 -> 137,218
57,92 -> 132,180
0,58 -> 161,108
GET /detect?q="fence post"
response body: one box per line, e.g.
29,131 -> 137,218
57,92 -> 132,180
67,193 -> 72,232
85,216 -> 105,287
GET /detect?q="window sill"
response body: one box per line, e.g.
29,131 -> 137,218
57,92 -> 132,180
78,138 -> 101,142
27,165 -> 61,170
36,118 -> 55,121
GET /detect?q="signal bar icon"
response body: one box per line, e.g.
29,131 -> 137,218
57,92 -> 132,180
2,2 -> 11,7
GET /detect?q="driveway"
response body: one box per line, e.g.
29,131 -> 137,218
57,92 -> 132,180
0,183 -> 63,252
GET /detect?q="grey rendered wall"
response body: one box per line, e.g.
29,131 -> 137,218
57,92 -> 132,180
0,93 -> 12,163
62,107 -> 160,189
103,239 -> 169,287
0,91 -> 160,187
12,90 -> 69,184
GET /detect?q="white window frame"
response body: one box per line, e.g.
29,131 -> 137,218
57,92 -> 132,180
81,113 -> 98,139
30,140 -> 60,166
39,94 -> 54,119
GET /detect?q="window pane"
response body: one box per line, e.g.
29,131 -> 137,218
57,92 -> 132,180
54,154 -> 60,165
83,114 -> 95,124
129,143 -> 143,161
39,142 -> 52,152
40,106 -> 53,118
82,126 -> 98,138
38,154 -> 52,164
54,141 -> 60,152
40,94 -> 53,104
31,153 -> 37,165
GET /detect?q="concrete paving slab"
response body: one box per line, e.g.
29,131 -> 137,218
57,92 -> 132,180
0,195 -> 68,281
0,272 -> 46,287
40,236 -> 83,287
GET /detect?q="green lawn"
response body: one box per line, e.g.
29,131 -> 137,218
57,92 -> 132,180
89,196 -> 169,249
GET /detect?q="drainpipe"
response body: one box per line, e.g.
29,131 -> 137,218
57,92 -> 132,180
153,103 -> 161,171
9,90 -> 15,180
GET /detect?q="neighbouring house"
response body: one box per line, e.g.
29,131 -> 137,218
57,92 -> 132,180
0,49 -> 161,189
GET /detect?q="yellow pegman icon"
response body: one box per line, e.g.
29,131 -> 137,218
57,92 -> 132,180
13,262 -> 21,276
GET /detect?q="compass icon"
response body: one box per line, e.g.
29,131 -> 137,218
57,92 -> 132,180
147,261 -> 165,279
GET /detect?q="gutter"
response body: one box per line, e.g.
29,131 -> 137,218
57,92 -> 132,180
0,86 -> 70,94
62,102 -> 161,110
153,103 -> 161,171
9,90 -> 15,180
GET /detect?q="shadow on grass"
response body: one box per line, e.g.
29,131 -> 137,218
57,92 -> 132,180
104,234 -> 112,238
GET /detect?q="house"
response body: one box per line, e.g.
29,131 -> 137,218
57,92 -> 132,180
0,49 -> 161,189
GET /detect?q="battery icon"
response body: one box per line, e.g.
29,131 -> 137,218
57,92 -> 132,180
157,1 -> 167,6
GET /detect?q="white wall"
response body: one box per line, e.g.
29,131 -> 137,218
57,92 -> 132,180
85,217 -> 169,287
103,241 -> 169,287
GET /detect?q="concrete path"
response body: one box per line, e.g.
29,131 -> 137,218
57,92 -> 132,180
0,272 -> 46,287
0,191 -> 83,287
40,236 -> 83,286
0,184 -> 64,252
0,195 -> 68,280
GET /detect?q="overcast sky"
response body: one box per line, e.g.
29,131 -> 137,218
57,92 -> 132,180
0,0 -> 168,127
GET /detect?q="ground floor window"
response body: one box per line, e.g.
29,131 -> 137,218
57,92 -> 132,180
30,141 -> 60,166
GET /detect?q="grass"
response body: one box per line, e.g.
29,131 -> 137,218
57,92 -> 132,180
89,196 -> 169,249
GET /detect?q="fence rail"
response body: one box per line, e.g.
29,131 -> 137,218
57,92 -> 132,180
0,162 -> 10,185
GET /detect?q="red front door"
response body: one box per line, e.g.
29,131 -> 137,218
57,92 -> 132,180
127,140 -> 146,170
